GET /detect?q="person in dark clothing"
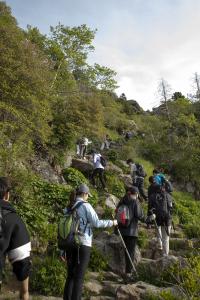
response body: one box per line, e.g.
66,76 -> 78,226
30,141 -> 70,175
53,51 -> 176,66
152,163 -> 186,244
0,177 -> 31,300
127,159 -> 148,201
148,176 -> 158,198
117,186 -> 144,274
148,184 -> 173,256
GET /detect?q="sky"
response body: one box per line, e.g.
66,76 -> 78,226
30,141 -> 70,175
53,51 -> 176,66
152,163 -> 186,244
5,0 -> 200,110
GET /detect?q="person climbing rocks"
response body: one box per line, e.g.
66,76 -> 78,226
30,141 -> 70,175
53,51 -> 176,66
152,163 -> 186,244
90,150 -> 107,191
0,177 -> 31,300
147,184 -> 173,256
62,184 -> 117,300
116,186 -> 144,277
126,159 -> 148,201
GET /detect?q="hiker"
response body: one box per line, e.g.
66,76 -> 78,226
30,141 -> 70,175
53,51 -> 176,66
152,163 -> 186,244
62,184 -> 117,300
153,169 -> 173,194
0,177 -> 31,300
79,137 -> 92,160
100,134 -> 111,150
127,159 -> 148,201
90,150 -> 107,190
116,186 -> 144,276
147,184 -> 173,256
148,176 -> 158,198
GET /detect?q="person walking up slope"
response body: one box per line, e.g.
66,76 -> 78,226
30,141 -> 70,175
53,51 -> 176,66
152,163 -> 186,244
91,150 -> 107,190
148,184 -> 173,256
62,184 -> 117,300
116,186 -> 144,277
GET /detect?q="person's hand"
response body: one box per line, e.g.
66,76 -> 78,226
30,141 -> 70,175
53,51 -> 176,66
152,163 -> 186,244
151,214 -> 156,220
113,220 -> 118,226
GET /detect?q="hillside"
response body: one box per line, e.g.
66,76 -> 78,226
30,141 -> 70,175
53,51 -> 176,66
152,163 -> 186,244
0,2 -> 200,300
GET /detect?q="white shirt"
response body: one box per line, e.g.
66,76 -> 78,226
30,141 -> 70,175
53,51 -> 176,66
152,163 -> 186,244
93,153 -> 104,169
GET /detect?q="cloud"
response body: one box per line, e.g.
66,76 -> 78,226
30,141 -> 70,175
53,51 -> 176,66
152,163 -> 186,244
6,0 -> 200,110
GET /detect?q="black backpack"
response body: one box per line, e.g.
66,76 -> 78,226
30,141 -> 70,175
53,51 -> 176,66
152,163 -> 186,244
135,163 -> 146,177
153,192 -> 173,224
100,156 -> 107,167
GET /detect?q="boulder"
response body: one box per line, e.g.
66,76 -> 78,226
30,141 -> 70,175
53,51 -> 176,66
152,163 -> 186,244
105,194 -> 120,209
106,162 -> 123,175
116,281 -> 181,300
93,231 -> 142,273
119,174 -> 133,189
71,158 -> 93,173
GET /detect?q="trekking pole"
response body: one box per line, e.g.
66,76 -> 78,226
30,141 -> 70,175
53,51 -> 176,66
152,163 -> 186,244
109,198 -> 138,277
149,209 -> 162,241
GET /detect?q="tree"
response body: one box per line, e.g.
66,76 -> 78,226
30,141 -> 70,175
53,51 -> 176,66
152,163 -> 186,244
158,78 -> 172,122
172,92 -> 185,101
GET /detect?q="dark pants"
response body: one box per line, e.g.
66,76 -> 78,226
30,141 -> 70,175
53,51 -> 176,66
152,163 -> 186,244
122,236 -> 137,273
63,245 -> 91,300
133,177 -> 147,201
91,168 -> 106,189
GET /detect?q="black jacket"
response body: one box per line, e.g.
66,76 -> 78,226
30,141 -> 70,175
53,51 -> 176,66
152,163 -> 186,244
117,196 -> 144,237
148,191 -> 173,226
0,200 -> 31,264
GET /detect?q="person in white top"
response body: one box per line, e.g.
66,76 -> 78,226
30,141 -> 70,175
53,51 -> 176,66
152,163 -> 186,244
79,137 -> 92,159
90,150 -> 106,190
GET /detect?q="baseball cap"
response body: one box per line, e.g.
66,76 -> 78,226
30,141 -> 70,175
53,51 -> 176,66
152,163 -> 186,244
128,186 -> 139,194
76,184 -> 92,197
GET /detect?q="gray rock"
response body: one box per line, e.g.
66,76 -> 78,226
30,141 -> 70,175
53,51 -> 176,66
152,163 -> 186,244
105,194 -> 120,209
71,158 -> 93,173
93,231 -> 141,273
119,174 -> 133,189
106,162 -> 123,174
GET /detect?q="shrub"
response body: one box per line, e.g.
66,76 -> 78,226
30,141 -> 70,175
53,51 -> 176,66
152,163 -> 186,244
89,246 -> 109,272
31,254 -> 66,296
106,172 -> 125,198
106,149 -> 118,163
138,228 -> 149,249
62,167 -> 88,188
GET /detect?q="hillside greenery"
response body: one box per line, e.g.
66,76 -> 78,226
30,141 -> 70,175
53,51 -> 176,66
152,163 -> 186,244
0,2 -> 200,298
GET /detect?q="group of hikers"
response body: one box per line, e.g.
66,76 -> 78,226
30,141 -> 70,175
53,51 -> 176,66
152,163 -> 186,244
0,141 -> 174,300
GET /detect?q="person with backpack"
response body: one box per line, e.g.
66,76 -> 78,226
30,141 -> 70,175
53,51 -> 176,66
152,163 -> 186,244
153,169 -> 173,194
90,150 -> 107,191
0,177 -> 31,300
147,184 -> 173,256
60,184 -> 117,300
126,159 -> 148,201
116,186 -> 144,276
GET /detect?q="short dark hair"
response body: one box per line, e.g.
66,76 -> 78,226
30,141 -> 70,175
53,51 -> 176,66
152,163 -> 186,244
0,177 -> 10,199
126,159 -> 133,164
153,169 -> 159,174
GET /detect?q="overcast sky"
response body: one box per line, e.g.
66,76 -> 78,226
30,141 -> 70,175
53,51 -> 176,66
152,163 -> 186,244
5,0 -> 200,110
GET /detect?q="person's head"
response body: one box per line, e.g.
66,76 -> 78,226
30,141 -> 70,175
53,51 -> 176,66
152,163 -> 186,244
0,177 -> 10,201
76,184 -> 92,201
126,158 -> 134,166
127,186 -> 139,200
149,176 -> 155,184
153,169 -> 159,175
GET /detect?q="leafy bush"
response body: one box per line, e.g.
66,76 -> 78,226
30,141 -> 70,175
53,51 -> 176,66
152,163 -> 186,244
89,246 -> 109,272
106,172 -> 125,198
138,228 -> 149,249
31,255 -> 66,296
162,255 -> 200,299
62,167 -> 88,187
106,149 -> 118,162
